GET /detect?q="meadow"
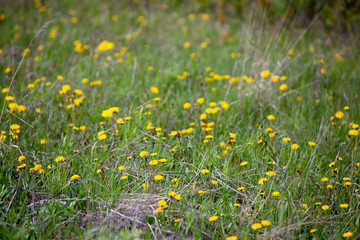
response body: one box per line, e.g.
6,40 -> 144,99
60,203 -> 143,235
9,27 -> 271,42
0,0 -> 359,239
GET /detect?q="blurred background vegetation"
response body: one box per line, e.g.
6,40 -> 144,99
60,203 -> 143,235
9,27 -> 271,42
133,0 -> 360,32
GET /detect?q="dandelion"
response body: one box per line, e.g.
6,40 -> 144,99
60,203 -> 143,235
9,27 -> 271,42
261,220 -> 271,226
139,151 -> 147,157
121,176 -> 128,180
18,155 -> 25,162
267,115 -> 275,120
16,163 -> 27,171
343,232 -> 353,238
310,229 -> 317,233
349,130 -> 358,136
226,236 -> 237,240
208,216 -> 218,222
10,124 -> 20,130
150,86 -> 159,94
150,160 -> 159,166
158,200 -> 166,206
260,70 -> 270,78
272,191 -> 280,197
266,171 -> 276,176
335,111 -> 344,119
197,98 -> 205,104
183,42 -> 191,48
340,204 -> 349,208
291,144 -> 299,150
201,169 -> 209,174
258,178 -> 268,185
198,190 -> 206,194
183,102 -> 191,109
211,180 -> 218,185
40,139 -> 47,144
321,177 -> 329,182
97,131 -> 107,140
240,161 -> 248,167
308,141 -> 316,146
55,156 -> 66,162
154,175 -> 163,181
251,223 -> 262,230
279,84 -> 288,91
283,137 -> 291,143
71,174 -> 80,180
174,194 -> 181,200
321,205 -> 329,210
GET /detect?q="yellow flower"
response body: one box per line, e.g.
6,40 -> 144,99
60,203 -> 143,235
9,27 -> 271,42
158,200 -> 166,206
240,161 -> 248,167
266,171 -> 276,176
261,220 -> 271,226
40,139 -> 47,144
260,70 -> 270,78
310,229 -> 317,233
183,42 -> 191,48
150,160 -> 159,166
197,98 -> 205,104
150,86 -> 159,94
16,163 -> 27,171
97,131 -> 107,140
279,84 -> 288,91
220,101 -> 230,110
118,166 -> 125,171
10,124 -> 21,130
267,114 -> 275,120
211,180 -> 218,185
335,111 -> 344,119
272,75 -> 279,82
174,194 -> 181,200
201,169 -> 209,174
251,223 -> 262,230
321,205 -> 329,210
349,130 -> 358,136
340,204 -> 349,208
308,141 -> 316,146
121,176 -> 128,180
96,40 -> 115,52
343,232 -> 353,238
183,102 -> 191,109
55,156 -> 66,163
258,178 -> 268,185
321,177 -> 329,182
291,144 -> 299,150
5,96 -> 14,101
282,137 -> 291,143
18,155 -> 25,162
139,151 -> 147,157
198,190 -> 206,194
272,191 -> 280,197
226,236 -> 237,240
154,175 -> 163,181
208,216 -> 218,222
71,174 -> 80,180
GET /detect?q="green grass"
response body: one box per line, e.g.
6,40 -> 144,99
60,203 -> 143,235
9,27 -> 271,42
0,1 -> 359,239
